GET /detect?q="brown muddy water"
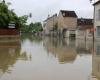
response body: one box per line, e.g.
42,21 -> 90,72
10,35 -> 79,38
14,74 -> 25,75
0,34 -> 99,80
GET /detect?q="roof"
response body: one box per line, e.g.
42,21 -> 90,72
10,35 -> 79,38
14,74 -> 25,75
44,14 -> 57,22
60,10 -> 77,18
77,18 -> 93,26
77,18 -> 93,30
93,0 -> 100,5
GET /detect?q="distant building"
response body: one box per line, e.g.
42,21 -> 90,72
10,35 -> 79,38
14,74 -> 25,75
43,14 -> 58,35
58,10 -> 77,37
76,18 -> 93,40
94,0 -> 100,41
43,10 -> 93,39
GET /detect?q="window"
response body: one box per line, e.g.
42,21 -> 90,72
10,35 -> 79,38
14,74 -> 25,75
98,9 -> 100,20
96,45 -> 100,55
96,9 -> 100,21
97,26 -> 100,37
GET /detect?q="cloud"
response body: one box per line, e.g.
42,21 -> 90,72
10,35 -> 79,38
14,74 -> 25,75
6,0 -> 93,22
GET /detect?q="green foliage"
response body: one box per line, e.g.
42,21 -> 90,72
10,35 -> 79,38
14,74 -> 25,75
0,0 -> 42,33
19,15 -> 28,26
20,22 -> 43,33
34,22 -> 43,32
29,22 -> 43,33
0,1 -> 19,29
18,15 -> 28,31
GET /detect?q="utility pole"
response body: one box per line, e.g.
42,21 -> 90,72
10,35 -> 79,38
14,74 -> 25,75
90,0 -> 96,54
93,0 -> 96,49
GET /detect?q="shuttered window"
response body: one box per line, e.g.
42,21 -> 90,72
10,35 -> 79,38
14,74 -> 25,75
96,9 -> 100,21
98,9 -> 100,20
97,26 -> 100,37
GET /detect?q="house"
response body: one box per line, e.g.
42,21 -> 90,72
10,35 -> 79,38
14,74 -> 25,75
93,0 -> 100,41
43,14 -> 58,35
76,18 -> 93,40
58,10 -> 77,38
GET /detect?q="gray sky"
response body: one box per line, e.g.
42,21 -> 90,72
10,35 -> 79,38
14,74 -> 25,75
6,0 -> 94,22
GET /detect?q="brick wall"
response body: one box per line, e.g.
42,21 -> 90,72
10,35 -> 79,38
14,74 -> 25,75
0,29 -> 19,35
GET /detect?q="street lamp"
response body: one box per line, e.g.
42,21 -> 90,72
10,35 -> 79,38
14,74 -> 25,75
29,13 -> 32,18
90,0 -> 96,3
2,0 -> 5,3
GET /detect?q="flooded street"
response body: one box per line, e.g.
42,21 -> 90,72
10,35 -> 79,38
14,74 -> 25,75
0,34 -> 96,80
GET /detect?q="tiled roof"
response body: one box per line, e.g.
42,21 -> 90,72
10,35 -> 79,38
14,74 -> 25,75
93,0 -> 100,5
44,14 -> 57,22
77,18 -> 93,26
77,18 -> 93,30
60,10 -> 77,17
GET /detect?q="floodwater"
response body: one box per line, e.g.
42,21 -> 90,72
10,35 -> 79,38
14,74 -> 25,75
0,34 -> 99,80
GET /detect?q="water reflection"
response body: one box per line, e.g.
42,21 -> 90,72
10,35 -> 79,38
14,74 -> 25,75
21,33 -> 42,43
0,37 -> 31,77
0,34 -> 93,80
43,37 -> 76,63
76,39 -> 93,54
43,37 -> 92,64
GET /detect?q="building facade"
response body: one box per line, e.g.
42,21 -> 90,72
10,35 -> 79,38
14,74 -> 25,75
94,0 -> 100,41
76,18 -> 93,40
43,14 -> 58,35
92,41 -> 100,80
58,10 -> 77,38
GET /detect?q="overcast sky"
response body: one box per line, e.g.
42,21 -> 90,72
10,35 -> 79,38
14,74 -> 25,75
6,0 -> 94,22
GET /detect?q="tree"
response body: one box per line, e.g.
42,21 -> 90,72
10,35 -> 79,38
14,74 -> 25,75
18,15 -> 29,32
0,1 -> 20,29
29,22 -> 43,33
18,15 -> 28,26
33,22 -> 43,33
